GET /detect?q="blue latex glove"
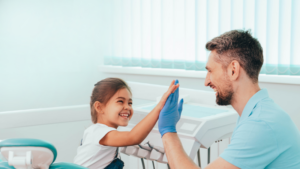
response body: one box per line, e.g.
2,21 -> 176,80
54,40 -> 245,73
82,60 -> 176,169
158,80 -> 184,137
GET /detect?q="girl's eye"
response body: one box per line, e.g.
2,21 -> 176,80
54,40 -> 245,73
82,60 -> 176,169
118,100 -> 123,103
129,102 -> 133,105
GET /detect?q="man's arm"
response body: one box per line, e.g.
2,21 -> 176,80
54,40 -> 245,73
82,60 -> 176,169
162,133 -> 199,169
162,133 -> 239,169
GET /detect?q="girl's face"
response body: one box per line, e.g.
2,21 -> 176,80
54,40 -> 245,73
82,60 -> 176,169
99,88 -> 133,128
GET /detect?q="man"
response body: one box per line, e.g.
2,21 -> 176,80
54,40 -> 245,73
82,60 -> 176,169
158,30 -> 300,169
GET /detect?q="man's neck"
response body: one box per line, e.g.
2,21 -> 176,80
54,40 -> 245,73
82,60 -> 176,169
231,82 -> 260,116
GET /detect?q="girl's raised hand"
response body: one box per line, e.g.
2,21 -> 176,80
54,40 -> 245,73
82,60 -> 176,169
156,80 -> 179,111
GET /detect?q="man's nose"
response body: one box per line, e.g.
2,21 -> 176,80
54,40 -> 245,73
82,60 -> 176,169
204,73 -> 210,86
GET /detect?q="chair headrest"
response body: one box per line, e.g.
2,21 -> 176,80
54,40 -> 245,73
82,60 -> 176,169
0,138 -> 57,163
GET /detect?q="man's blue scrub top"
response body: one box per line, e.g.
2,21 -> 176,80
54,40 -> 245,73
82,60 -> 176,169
220,89 -> 300,169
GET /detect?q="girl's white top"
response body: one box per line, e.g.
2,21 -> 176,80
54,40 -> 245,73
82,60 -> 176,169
74,123 -> 117,169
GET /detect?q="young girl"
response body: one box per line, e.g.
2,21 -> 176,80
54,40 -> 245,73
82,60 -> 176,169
74,78 -> 179,169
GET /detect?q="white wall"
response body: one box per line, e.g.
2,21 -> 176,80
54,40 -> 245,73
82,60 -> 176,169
0,0 -> 108,112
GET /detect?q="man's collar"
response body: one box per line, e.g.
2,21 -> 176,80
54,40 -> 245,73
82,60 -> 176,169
237,89 -> 269,124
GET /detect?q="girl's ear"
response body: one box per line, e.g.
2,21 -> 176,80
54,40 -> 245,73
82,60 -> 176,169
94,101 -> 105,114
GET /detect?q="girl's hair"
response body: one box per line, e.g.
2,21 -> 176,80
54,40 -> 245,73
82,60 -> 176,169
90,78 -> 132,123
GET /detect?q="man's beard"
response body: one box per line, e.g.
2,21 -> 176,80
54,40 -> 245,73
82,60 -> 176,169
216,89 -> 233,105
216,78 -> 233,105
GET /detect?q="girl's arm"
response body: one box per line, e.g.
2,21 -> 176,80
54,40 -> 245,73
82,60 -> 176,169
100,80 -> 179,147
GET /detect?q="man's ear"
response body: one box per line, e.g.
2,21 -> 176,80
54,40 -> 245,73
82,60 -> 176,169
227,60 -> 240,81
94,101 -> 105,114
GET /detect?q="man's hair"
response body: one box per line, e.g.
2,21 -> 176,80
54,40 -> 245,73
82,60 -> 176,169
90,78 -> 132,123
206,30 -> 263,83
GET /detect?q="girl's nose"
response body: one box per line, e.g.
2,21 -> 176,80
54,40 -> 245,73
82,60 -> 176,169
124,105 -> 131,110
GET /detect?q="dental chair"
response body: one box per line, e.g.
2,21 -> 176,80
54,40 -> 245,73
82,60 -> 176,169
0,138 -> 87,169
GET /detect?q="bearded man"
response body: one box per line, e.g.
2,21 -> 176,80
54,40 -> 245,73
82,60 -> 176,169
158,30 -> 300,169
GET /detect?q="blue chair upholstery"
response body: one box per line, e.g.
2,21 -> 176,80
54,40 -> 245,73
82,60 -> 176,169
0,162 -> 87,169
50,162 -> 88,169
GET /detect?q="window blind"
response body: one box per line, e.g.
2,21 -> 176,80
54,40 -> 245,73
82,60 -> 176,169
103,0 -> 300,76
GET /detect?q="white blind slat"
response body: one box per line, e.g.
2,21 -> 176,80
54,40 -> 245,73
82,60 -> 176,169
173,0 -> 185,66
112,0 -> 123,65
231,0 -> 244,30
196,0 -> 208,66
266,0 -> 279,74
122,0 -> 132,64
185,0 -> 196,63
131,0 -> 141,65
278,0 -> 292,74
207,0 -> 219,43
151,0 -> 162,65
162,0 -> 174,65
291,0 -> 300,67
219,0 -> 231,34
243,0 -> 255,35
141,0 -> 152,65
255,0 -> 267,73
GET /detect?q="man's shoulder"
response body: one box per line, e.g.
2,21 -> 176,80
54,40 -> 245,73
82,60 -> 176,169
233,119 -> 276,144
250,97 -> 291,124
254,97 -> 283,114
236,118 -> 274,134
237,107 -> 289,139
